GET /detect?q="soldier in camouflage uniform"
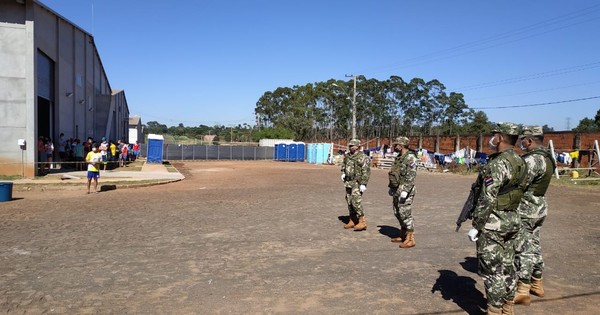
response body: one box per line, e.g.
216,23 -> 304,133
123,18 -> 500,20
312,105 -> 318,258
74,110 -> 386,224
341,139 -> 371,231
513,126 -> 555,305
467,123 -> 527,315
387,136 -> 417,248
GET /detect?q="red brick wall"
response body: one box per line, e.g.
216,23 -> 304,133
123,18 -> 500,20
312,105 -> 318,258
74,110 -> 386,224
335,131 -> 600,170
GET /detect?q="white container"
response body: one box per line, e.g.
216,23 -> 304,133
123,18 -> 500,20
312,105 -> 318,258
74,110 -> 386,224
259,139 -> 294,147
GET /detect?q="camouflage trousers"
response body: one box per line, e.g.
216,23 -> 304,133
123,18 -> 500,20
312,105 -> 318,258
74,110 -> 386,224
392,191 -> 415,231
515,216 -> 546,281
476,229 -> 519,307
345,185 -> 364,217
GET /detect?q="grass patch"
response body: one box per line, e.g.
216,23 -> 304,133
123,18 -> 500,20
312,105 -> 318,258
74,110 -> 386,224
0,175 -> 22,181
162,161 -> 179,173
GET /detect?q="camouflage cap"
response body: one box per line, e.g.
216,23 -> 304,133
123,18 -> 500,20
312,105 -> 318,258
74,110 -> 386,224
348,139 -> 361,147
492,122 -> 520,136
392,136 -> 410,146
520,125 -> 543,138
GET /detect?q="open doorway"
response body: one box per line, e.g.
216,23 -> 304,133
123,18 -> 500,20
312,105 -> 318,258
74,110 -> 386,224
37,50 -> 55,175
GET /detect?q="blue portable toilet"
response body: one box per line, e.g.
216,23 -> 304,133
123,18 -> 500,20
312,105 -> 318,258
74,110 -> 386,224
310,143 -> 316,163
296,143 -> 305,162
276,143 -> 288,161
289,143 -> 298,161
147,134 -> 164,163
315,143 -> 325,164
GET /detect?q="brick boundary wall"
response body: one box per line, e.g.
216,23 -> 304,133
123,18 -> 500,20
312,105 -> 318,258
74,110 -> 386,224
332,132 -> 600,171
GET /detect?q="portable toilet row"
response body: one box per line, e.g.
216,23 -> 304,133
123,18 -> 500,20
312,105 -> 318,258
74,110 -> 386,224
307,143 -> 333,164
274,142 -> 305,162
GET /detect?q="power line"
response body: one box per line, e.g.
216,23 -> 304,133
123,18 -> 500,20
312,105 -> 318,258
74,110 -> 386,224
467,80 -> 600,101
360,4 -> 600,75
470,95 -> 600,110
455,61 -> 600,91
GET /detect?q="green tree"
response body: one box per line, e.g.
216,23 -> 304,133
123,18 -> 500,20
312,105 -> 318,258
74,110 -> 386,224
145,121 -> 168,134
463,110 -> 492,135
573,109 -> 600,132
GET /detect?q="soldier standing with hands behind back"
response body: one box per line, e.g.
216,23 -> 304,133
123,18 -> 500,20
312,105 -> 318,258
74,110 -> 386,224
341,139 -> 371,231
467,123 -> 528,315
387,136 -> 418,248
513,126 -> 555,305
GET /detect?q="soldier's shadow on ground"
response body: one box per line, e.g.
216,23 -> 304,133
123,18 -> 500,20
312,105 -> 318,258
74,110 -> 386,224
460,256 -> 479,274
376,225 -> 403,239
337,215 -> 350,224
431,269 -> 486,315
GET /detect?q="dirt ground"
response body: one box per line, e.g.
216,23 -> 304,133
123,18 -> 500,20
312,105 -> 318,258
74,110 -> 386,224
1,161 -> 599,314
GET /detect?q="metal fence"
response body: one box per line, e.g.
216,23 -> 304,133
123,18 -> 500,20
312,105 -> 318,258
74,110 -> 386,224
139,144 -> 275,161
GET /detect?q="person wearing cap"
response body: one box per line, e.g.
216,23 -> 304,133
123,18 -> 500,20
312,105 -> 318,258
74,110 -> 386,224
466,122 -> 528,314
340,139 -> 371,231
85,143 -> 102,194
513,126 -> 555,306
387,136 -> 418,248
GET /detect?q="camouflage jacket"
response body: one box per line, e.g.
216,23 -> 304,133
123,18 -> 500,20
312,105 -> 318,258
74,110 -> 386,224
471,148 -> 527,231
517,148 -> 555,219
341,151 -> 371,188
388,150 -> 418,193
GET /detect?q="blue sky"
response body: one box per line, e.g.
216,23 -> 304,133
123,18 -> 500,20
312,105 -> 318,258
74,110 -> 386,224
40,0 -> 600,130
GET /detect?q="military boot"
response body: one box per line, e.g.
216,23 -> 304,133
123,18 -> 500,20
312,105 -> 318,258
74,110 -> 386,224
486,305 -> 502,315
353,216 -> 367,231
513,281 -> 531,305
501,300 -> 514,315
390,228 -> 406,243
399,231 -> 415,248
344,214 -> 357,229
530,277 -> 545,297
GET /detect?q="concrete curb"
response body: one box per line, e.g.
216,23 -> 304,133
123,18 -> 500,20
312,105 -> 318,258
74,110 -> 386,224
12,177 -> 185,192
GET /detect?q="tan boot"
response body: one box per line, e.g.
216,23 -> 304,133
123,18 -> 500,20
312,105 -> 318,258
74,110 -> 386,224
502,300 -> 514,315
344,215 -> 357,229
399,231 -> 415,248
353,216 -> 367,231
530,277 -> 545,297
513,281 -> 531,305
391,229 -> 406,243
487,305 -> 502,315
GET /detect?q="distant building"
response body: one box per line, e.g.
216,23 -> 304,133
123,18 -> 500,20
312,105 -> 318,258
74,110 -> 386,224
129,116 -> 144,144
0,0 -> 129,177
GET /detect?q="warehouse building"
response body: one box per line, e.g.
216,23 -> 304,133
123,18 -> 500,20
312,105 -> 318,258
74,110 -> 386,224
0,0 -> 130,177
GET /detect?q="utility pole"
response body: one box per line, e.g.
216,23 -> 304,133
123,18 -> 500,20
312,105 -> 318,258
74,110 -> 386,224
346,74 -> 357,139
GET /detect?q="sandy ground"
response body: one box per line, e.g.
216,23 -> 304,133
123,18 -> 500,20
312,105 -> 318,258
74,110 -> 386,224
1,160 -> 598,314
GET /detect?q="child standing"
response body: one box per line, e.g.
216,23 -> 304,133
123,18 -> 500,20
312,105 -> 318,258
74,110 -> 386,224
85,144 -> 101,194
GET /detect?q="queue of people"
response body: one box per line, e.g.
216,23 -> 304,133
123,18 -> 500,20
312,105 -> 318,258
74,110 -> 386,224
37,134 -> 140,173
340,122 -> 554,315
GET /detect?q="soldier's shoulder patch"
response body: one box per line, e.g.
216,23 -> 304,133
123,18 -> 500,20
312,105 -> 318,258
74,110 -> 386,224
409,162 -> 417,168
484,176 -> 494,186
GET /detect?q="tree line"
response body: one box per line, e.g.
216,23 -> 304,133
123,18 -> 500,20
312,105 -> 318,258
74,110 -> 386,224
255,75 -> 494,141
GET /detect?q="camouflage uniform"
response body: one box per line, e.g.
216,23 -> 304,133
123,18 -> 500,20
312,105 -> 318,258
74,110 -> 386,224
515,135 -> 555,282
341,148 -> 371,218
471,146 -> 527,308
388,149 -> 418,231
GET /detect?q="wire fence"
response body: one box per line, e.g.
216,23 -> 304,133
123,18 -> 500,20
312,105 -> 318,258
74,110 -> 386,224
139,144 -> 275,161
